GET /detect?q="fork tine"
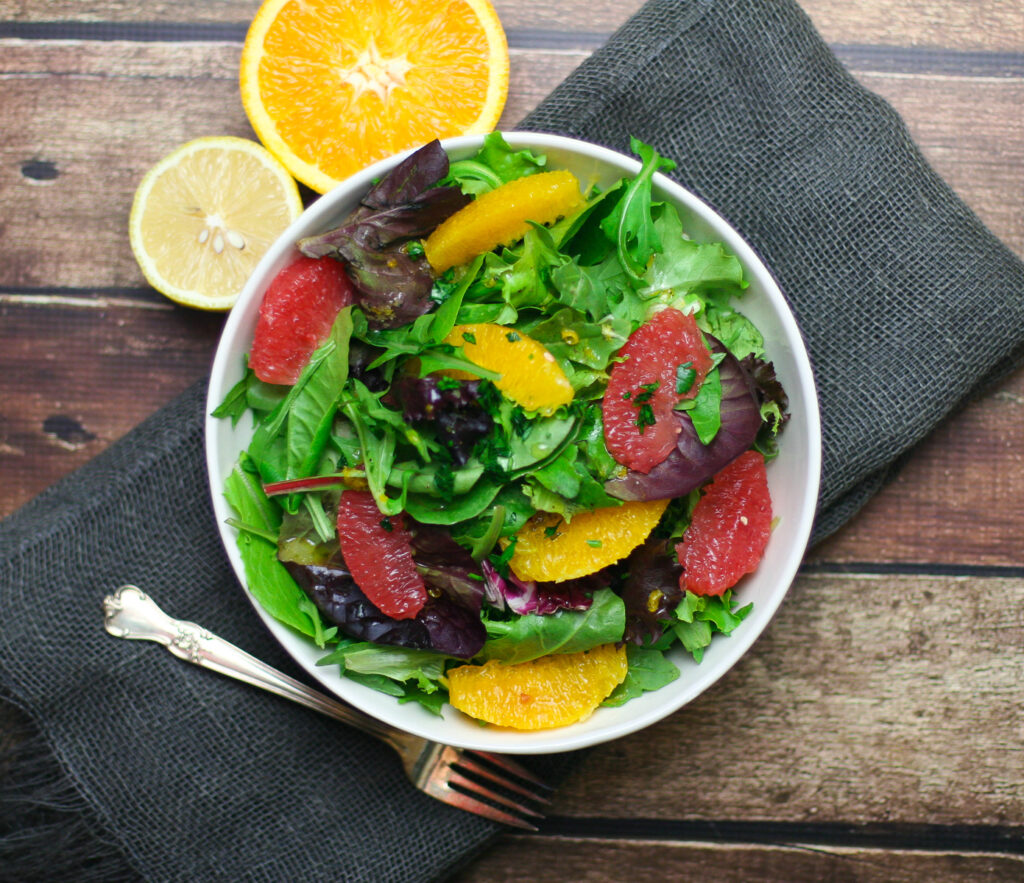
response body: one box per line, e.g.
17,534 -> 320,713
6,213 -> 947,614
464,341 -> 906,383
423,778 -> 539,831
446,768 -> 546,819
453,753 -> 552,804
436,786 -> 540,835
466,750 -> 555,792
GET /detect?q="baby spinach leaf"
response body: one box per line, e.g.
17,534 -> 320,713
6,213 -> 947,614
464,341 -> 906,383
688,365 -> 722,445
481,587 -> 625,663
224,465 -> 317,638
601,645 -> 680,707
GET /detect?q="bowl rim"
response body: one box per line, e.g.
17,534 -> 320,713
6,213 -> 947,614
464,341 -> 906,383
205,131 -> 822,754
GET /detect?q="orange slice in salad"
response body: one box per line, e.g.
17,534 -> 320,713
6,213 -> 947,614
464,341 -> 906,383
507,499 -> 670,582
443,323 -> 573,414
424,169 -> 583,272
447,643 -> 627,729
240,0 -> 509,193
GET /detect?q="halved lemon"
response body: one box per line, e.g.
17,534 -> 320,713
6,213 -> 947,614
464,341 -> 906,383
240,0 -> 510,193
129,136 -> 302,310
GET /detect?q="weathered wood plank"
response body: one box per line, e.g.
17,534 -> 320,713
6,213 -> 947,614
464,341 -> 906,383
455,837 -> 1024,883
809,370 -> 1024,566
0,297 -> 222,516
0,42 -> 1020,292
2,0 -> 1023,53
548,573 -> 1024,826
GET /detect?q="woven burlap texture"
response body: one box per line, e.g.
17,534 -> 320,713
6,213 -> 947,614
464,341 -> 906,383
3,0 -> 1023,881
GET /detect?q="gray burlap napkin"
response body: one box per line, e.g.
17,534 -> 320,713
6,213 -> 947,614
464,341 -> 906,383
4,0 -> 1023,880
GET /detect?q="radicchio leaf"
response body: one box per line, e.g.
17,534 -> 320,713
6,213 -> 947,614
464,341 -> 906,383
606,336 -> 762,502
392,375 -> 494,466
408,521 -> 485,613
283,517 -> 487,659
620,538 -> 683,645
481,559 -> 599,615
297,140 -> 471,330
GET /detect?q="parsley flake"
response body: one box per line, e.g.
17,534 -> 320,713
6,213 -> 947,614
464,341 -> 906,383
505,331 -> 521,342
586,539 -> 603,548
635,403 -> 656,433
379,517 -> 393,532
461,331 -> 477,345
676,361 -> 696,394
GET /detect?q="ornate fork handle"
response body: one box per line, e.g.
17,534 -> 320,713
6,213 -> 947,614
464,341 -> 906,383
102,585 -> 403,748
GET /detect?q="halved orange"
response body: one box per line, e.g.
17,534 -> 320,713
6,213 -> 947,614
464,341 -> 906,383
240,0 -> 509,193
447,643 -> 627,729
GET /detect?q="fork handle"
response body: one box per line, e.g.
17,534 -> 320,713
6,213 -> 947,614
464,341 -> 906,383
103,585 -> 405,747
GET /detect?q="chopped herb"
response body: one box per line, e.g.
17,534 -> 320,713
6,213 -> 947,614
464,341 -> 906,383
676,361 -> 696,394
462,331 -> 477,345
622,391 -> 632,400
586,539 -> 603,548
406,241 -> 425,258
379,517 -> 393,532
433,460 -> 455,495
435,375 -> 462,391
491,536 -> 517,577
635,403 -> 656,432
633,381 -> 659,404
505,331 -> 521,342
544,525 -> 559,539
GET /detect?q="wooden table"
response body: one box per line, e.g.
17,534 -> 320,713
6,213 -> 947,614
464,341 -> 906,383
3,1 -> 1022,879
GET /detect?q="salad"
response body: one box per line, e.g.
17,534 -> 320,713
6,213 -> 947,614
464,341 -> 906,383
214,134 -> 788,730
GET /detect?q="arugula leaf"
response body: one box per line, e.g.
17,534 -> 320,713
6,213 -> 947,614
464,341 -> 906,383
600,137 -> 676,280
211,366 -> 251,425
601,645 -> 680,706
481,587 -> 625,663
286,307 -> 353,481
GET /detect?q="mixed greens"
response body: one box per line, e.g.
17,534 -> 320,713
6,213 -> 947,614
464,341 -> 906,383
215,134 -> 788,720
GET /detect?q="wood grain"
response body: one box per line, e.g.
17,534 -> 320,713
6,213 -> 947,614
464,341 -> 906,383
455,838 -> 1024,883
0,297 -> 222,515
548,573 -> 1024,826
2,0 -> 1024,53
0,42 -> 1020,292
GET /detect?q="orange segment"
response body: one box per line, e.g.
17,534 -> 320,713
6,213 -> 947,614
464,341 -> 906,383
508,499 -> 670,582
443,323 -> 573,413
448,643 -> 627,729
241,0 -> 509,193
424,170 -> 583,272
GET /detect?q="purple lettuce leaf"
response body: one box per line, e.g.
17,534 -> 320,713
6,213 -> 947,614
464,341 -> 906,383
392,375 -> 494,466
620,538 -> 683,645
742,354 -> 790,432
283,519 -> 487,658
606,337 -> 762,502
296,140 -> 471,330
481,559 -> 600,615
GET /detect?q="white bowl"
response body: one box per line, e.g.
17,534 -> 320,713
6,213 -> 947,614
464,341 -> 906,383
206,132 -> 821,754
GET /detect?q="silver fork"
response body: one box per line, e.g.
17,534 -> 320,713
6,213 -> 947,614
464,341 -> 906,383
102,585 -> 551,830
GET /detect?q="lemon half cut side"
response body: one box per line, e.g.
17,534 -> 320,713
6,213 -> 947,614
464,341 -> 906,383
129,136 -> 303,311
